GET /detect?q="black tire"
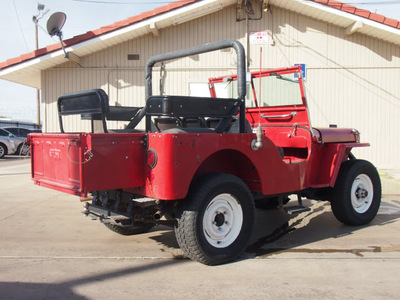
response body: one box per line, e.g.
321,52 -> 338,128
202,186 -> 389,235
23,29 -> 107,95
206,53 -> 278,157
21,144 -> 30,156
16,144 -> 22,156
16,143 -> 30,156
104,222 -> 154,236
0,143 -> 6,158
174,173 -> 255,265
331,159 -> 381,226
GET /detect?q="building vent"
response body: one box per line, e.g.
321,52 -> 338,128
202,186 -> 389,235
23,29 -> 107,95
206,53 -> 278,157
127,54 -> 140,61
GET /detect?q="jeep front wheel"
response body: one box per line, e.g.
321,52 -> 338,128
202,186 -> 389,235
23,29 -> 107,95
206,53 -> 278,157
331,160 -> 381,226
175,173 -> 255,265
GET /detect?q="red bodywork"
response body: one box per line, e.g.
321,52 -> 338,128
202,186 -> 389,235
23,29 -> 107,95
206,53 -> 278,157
29,66 -> 368,199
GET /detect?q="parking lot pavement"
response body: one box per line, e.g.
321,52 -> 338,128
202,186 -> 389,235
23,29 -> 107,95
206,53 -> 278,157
1,157 -> 400,299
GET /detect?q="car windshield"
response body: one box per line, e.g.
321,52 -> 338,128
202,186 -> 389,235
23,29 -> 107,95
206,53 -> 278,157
4,128 -> 32,137
213,71 -> 303,108
3,128 -> 18,135
0,128 -> 11,137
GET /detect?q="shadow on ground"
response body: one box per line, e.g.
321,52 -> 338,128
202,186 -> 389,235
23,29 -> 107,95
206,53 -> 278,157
247,198 -> 400,258
148,198 -> 400,261
0,259 -> 185,300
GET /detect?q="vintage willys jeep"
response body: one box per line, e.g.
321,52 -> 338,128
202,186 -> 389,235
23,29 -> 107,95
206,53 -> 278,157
29,40 -> 381,265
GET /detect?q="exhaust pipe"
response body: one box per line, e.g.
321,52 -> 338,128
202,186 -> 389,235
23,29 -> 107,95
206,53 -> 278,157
154,211 -> 163,220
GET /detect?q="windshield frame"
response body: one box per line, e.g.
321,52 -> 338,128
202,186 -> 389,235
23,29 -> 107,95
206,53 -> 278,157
209,65 -> 306,109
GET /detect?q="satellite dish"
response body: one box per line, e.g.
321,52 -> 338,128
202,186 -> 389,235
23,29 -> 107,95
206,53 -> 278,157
47,12 -> 66,37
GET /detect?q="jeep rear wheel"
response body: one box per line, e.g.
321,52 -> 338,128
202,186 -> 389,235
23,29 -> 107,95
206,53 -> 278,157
174,173 -> 254,265
104,222 -> 154,235
331,160 -> 381,226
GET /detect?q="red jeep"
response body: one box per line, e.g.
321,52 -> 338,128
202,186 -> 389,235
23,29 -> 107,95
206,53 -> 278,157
29,40 -> 381,265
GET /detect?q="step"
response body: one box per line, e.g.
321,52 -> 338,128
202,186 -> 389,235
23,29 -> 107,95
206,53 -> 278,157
284,205 -> 311,215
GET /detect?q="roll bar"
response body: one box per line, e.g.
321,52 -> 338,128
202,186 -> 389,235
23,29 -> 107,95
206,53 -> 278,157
127,39 -> 247,133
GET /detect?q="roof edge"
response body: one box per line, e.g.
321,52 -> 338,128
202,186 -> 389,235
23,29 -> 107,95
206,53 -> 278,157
312,0 -> 400,29
0,0 -> 198,71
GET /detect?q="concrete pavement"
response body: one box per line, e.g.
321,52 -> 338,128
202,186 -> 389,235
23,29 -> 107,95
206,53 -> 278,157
1,156 -> 399,299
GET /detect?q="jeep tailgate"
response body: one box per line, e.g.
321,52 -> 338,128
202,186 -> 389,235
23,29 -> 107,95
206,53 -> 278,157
29,133 -> 146,197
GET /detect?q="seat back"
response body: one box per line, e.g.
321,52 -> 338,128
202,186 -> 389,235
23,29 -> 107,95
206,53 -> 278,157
58,89 -> 108,133
145,95 -> 241,133
58,89 -> 141,133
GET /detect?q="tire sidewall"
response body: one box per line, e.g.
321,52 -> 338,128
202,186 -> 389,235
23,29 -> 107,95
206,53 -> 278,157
16,144 -> 22,155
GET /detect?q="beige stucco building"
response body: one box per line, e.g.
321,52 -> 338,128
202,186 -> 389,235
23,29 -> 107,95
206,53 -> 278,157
1,0 -> 400,169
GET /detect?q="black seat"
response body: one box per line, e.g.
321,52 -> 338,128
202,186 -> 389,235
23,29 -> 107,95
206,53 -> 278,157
57,89 -> 141,133
145,95 -> 241,133
154,117 -> 182,131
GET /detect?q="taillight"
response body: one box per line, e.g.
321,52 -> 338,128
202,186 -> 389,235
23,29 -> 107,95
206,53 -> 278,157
146,149 -> 157,168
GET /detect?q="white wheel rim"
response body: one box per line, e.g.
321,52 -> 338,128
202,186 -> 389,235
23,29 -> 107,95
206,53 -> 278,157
351,174 -> 374,213
202,193 -> 243,248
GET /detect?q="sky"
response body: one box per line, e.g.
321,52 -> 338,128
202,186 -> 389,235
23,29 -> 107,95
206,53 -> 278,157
0,0 -> 400,123
0,0 -> 175,123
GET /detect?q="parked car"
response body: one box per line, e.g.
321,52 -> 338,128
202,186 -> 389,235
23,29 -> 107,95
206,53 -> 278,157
0,136 -> 16,158
0,128 -> 29,155
3,127 -> 41,138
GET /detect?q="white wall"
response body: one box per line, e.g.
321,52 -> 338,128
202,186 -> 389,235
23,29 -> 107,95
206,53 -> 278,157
42,4 -> 400,169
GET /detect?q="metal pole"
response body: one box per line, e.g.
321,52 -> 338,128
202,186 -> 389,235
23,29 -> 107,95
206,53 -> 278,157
34,21 -> 38,49
34,20 -> 40,127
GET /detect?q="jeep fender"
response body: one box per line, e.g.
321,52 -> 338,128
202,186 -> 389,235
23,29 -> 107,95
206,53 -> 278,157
311,142 -> 370,188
